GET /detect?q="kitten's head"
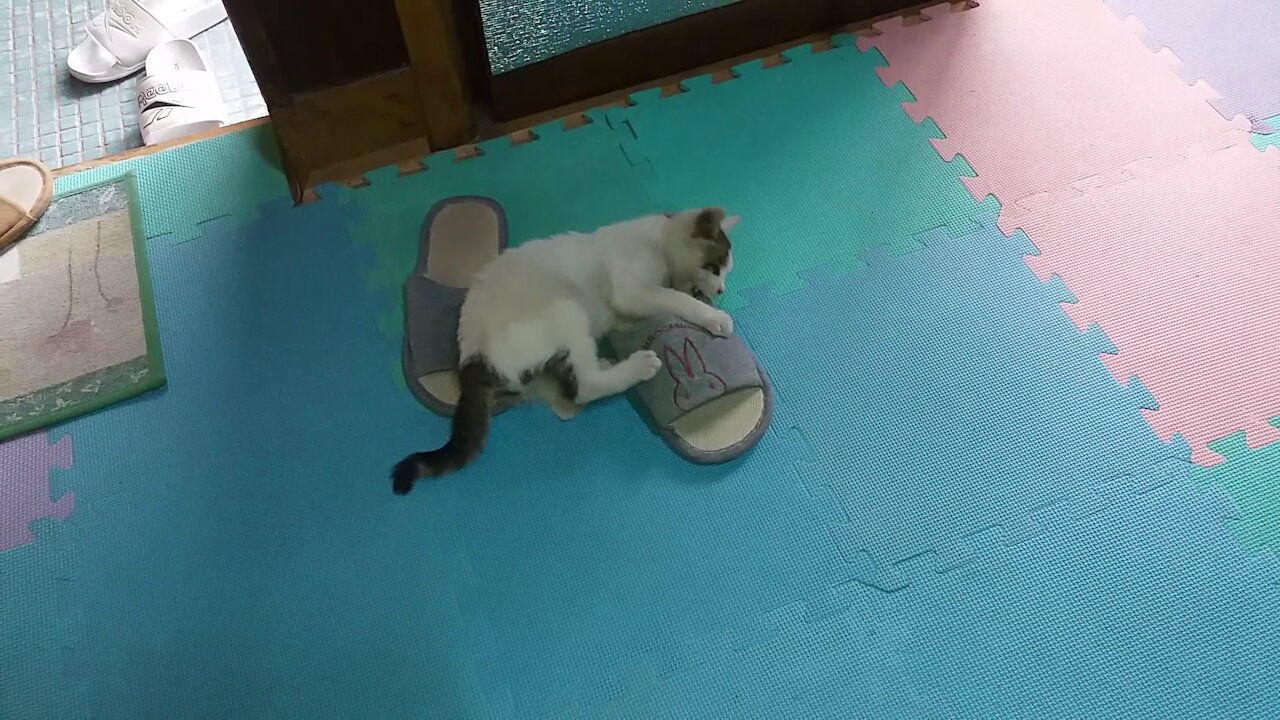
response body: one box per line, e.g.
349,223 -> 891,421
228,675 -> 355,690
664,207 -> 740,302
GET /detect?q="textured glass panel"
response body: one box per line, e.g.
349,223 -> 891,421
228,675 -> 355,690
480,0 -> 742,73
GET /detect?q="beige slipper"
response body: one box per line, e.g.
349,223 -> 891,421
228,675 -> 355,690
0,158 -> 54,253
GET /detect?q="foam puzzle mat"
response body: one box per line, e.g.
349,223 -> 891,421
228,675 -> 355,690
3,0 -> 1279,717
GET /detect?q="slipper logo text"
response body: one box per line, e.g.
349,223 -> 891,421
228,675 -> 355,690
105,0 -> 142,39
137,82 -> 189,111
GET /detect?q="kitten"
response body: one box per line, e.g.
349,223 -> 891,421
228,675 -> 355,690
391,207 -> 739,493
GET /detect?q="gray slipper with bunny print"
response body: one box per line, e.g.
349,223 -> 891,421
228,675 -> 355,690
608,315 -> 773,464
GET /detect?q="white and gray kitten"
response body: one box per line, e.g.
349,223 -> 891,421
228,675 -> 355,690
392,207 -> 738,493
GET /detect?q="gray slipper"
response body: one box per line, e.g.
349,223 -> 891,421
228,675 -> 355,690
402,196 -> 513,416
609,315 -> 773,464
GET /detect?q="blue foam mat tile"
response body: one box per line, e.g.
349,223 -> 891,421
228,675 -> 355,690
10,191 -> 1280,716
604,472 -> 1280,719
1,502 -> 87,719
735,222 -> 1188,574
586,268 -> 1280,713
13,176 -> 844,717
583,215 -> 1279,715
1250,549 -> 1280,587
25,193 -> 463,718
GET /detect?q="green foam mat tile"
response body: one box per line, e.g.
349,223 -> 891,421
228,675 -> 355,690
53,124 -> 291,244
341,111 -> 658,339
608,34 -> 999,309
1198,417 -> 1280,561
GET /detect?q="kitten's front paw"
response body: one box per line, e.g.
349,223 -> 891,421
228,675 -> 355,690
695,308 -> 734,337
627,349 -> 663,381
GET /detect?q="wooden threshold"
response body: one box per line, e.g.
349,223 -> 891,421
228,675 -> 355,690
269,69 -> 431,200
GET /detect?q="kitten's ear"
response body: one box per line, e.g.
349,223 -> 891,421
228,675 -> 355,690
691,207 -> 727,239
720,214 -> 741,233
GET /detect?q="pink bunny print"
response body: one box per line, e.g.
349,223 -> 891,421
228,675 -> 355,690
664,337 -> 727,411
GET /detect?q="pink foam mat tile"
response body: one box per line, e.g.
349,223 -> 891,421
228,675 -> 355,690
1018,142 -> 1280,465
857,0 -> 1252,234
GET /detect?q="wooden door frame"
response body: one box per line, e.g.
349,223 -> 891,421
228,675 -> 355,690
225,0 -> 928,199
224,0 -> 485,199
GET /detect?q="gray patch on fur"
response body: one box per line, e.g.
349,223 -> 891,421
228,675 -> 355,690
692,208 -> 732,274
542,351 -> 578,402
518,351 -> 578,403
700,239 -> 730,273
692,208 -> 725,240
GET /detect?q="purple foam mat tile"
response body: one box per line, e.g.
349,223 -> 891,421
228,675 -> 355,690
0,432 -> 75,553
1108,0 -> 1280,132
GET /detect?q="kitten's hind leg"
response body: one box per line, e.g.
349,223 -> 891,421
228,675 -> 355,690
522,356 -> 583,421
548,394 -> 582,421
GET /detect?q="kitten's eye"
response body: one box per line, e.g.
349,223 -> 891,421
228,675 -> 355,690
703,264 -> 721,276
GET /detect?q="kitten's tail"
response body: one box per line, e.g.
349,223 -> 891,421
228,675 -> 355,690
392,358 -> 498,494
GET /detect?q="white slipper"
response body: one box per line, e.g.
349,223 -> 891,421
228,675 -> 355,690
135,39 -> 227,146
68,0 -> 227,83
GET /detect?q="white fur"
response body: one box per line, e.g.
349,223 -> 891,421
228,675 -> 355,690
457,209 -> 736,409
